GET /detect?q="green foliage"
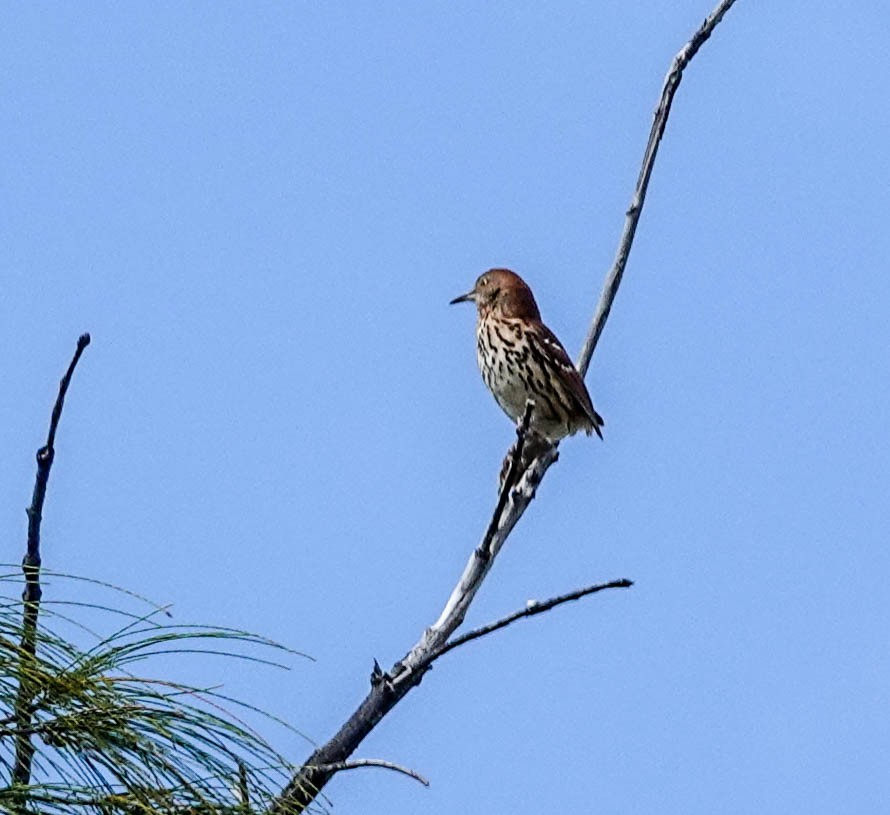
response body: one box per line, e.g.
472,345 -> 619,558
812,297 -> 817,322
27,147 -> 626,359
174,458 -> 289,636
0,570 -> 308,814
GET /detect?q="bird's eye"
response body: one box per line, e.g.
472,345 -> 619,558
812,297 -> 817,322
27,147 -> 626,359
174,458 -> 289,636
479,278 -> 488,287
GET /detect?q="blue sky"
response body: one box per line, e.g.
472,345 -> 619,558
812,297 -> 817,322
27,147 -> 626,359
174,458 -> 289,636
3,2 -> 890,812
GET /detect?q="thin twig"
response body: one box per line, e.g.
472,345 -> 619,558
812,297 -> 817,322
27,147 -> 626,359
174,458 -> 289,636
12,333 -> 91,794
436,579 -> 634,660
310,759 -> 430,788
271,4 -> 740,811
577,0 -> 739,377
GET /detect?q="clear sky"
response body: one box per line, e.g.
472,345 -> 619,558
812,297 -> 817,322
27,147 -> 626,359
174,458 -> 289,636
3,2 -> 889,813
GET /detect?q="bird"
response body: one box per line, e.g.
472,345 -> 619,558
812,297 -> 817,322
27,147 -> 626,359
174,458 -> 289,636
450,268 -> 604,443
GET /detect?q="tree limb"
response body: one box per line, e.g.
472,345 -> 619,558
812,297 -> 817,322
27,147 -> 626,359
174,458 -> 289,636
395,399 -> 539,664
270,3 -> 739,811
269,404 -> 553,813
577,0 -> 739,377
310,759 -> 429,788
12,333 -> 91,795
435,578 -> 634,660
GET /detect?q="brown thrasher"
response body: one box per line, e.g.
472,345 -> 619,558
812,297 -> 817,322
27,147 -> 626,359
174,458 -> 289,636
451,268 -> 604,443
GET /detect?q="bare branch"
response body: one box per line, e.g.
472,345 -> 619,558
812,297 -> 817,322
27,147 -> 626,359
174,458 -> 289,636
397,399 -> 540,665
270,407 -> 554,813
310,759 -> 430,788
578,0 -> 739,377
13,333 -> 91,794
436,579 -> 634,660
271,3 -> 740,811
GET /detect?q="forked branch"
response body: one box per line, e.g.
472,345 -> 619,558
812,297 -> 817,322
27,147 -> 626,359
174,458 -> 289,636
271,3 -> 740,811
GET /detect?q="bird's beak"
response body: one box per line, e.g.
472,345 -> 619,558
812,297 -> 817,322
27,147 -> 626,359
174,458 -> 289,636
449,289 -> 476,305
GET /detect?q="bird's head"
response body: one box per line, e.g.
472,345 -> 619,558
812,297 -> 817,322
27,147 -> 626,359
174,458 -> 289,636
450,268 -> 541,320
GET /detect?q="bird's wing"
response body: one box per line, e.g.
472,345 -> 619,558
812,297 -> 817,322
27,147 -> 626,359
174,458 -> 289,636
531,322 -> 605,437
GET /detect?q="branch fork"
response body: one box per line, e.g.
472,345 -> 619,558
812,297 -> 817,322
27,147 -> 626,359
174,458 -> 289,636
272,3 -> 741,806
